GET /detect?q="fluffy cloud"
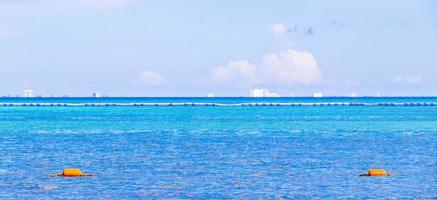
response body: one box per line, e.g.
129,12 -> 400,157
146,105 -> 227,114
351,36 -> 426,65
262,50 -> 321,85
210,49 -> 321,87
392,75 -> 422,84
211,60 -> 259,87
139,70 -> 166,86
270,24 -> 287,34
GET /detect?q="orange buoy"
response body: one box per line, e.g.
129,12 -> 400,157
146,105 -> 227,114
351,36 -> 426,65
49,168 -> 94,177
63,168 -> 83,177
360,168 -> 390,176
369,168 -> 389,176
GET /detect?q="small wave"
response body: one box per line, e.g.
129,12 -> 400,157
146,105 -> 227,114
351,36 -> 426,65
0,102 -> 436,107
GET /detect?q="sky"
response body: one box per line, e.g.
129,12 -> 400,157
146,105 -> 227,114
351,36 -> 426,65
0,0 -> 436,97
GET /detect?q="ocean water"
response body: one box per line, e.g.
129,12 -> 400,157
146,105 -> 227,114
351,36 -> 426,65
0,97 -> 436,199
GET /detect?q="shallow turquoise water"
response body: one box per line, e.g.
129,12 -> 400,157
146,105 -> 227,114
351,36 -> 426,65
0,98 -> 436,199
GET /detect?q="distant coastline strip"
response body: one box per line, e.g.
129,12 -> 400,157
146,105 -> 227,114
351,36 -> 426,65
1,102 -> 437,107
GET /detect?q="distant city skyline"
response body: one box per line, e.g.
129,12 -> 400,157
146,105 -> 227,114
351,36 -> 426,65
1,88 -> 434,98
0,0 -> 436,97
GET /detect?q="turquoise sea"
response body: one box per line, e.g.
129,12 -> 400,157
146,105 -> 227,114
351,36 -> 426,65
0,97 -> 436,199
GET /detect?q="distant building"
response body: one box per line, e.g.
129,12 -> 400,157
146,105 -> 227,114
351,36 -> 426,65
313,92 -> 323,98
92,92 -> 101,98
207,93 -> 215,98
350,92 -> 358,97
250,89 -> 279,97
23,90 -> 33,98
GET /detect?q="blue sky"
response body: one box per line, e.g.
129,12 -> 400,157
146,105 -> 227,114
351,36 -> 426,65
0,0 -> 436,97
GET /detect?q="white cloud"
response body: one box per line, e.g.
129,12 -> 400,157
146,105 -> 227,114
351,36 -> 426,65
209,49 -> 322,87
262,50 -> 321,85
211,60 -> 259,87
139,70 -> 166,86
392,75 -> 423,84
270,24 -> 287,34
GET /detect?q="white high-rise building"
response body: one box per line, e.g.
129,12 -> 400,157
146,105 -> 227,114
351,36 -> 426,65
250,89 -> 279,97
207,93 -> 215,98
313,92 -> 323,98
23,90 -> 33,98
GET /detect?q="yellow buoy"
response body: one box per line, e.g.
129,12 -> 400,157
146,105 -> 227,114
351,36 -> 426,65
360,168 -> 390,176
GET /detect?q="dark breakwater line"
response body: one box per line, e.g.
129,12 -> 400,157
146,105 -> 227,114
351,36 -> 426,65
1,102 -> 437,107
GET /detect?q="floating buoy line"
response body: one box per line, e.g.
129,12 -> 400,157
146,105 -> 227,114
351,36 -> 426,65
0,102 -> 436,107
49,167 -> 392,178
48,167 -> 394,177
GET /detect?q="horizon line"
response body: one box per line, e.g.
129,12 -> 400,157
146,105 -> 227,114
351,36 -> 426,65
1,96 -> 437,98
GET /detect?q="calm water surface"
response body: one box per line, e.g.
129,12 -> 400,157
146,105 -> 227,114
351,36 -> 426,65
0,98 -> 436,199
